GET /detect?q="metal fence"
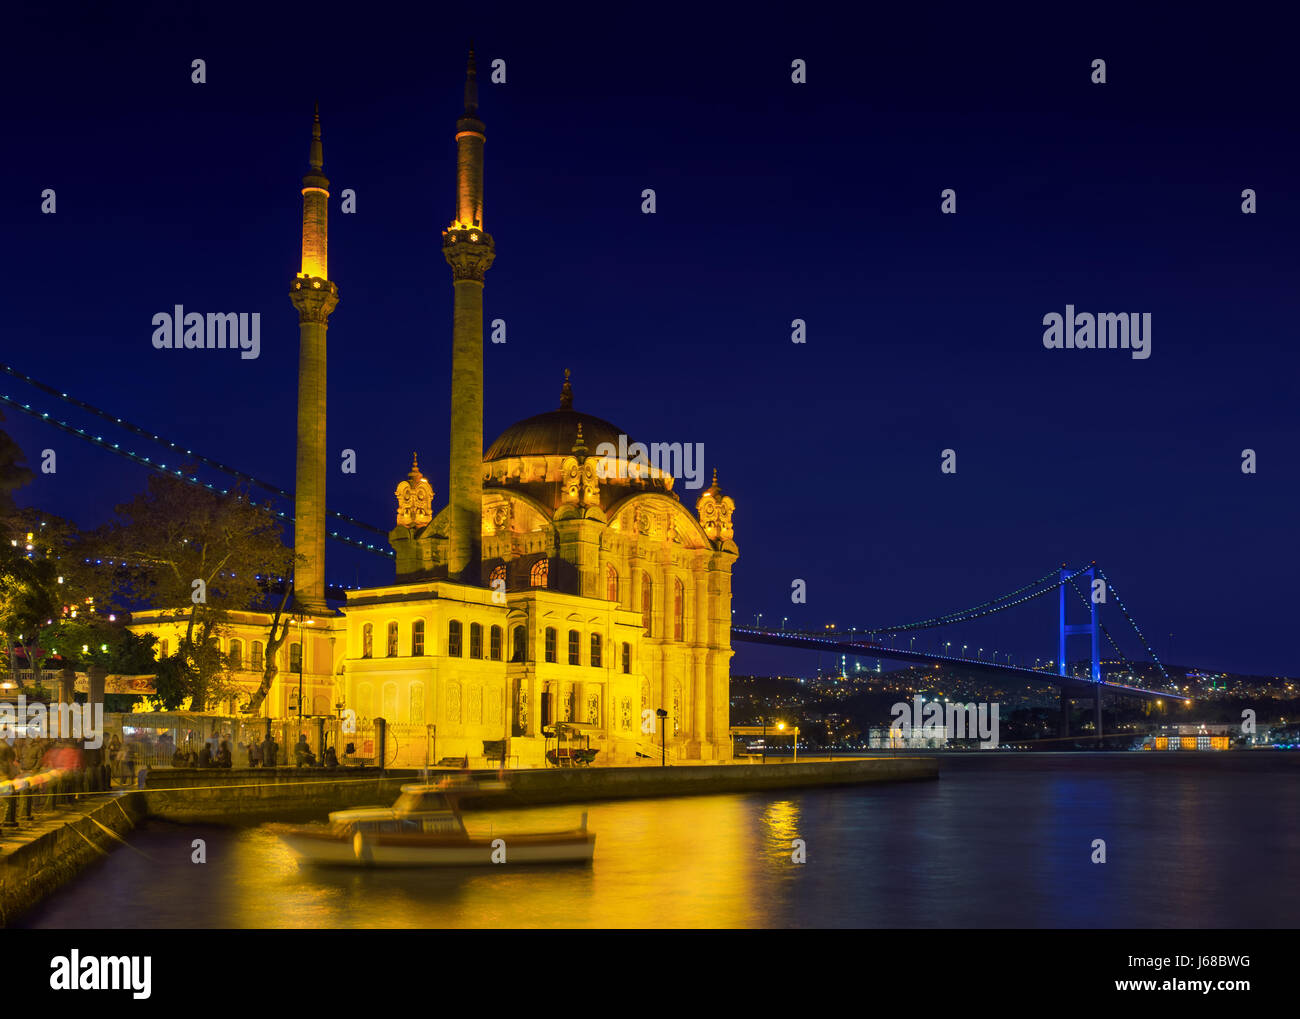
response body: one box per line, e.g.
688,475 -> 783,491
384,722 -> 433,770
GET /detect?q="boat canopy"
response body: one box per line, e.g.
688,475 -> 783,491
392,786 -> 456,814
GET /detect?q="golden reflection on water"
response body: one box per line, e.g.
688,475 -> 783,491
230,796 -> 784,929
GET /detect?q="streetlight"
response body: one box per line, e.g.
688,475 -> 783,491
910,636 -> 916,651
756,613 -> 763,628
944,641 -> 952,655
961,644 -> 968,658
657,708 -> 668,767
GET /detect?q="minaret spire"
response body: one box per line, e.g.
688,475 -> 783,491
443,48 -> 496,582
464,42 -> 478,116
289,104 -> 339,613
308,101 -> 323,172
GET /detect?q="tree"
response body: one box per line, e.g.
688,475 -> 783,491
0,410 -> 34,517
1,508 -> 159,695
245,581 -> 295,716
99,473 -> 295,712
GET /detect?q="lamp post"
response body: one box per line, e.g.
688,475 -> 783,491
656,708 -> 668,767
761,716 -> 767,764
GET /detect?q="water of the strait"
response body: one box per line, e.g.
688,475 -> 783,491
19,753 -> 1299,928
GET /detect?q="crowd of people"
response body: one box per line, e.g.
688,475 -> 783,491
0,728 -> 348,788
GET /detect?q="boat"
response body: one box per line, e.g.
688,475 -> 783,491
267,778 -> 595,867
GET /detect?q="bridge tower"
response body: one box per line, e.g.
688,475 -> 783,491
1059,564 -> 1103,738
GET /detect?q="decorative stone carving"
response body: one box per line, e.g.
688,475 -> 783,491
695,469 -> 735,543
289,277 -> 339,323
395,454 -> 434,528
442,227 -> 496,283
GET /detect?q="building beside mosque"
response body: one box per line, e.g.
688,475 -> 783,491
131,51 -> 740,767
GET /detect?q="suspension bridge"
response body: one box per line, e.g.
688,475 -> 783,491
733,562 -> 1183,737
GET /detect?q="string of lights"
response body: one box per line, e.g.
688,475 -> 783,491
0,362 -> 386,537
1096,567 -> 1169,681
0,392 -> 394,560
857,565 -> 1090,635
1066,575 -> 1130,664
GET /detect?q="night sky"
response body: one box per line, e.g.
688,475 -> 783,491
2,3 -> 1296,678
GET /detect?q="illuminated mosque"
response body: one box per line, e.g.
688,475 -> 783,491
135,51 -> 739,766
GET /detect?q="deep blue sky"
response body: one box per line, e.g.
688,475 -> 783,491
2,3 -> 1296,678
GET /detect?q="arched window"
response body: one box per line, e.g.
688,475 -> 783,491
641,574 -> 653,634
361,624 -> 373,659
606,563 -> 618,603
357,682 -> 372,720
470,622 -> 483,659
544,627 -> 557,663
412,619 -> 425,656
386,621 -> 399,657
448,620 -> 463,657
568,629 -> 581,665
159,640 -> 169,659
622,642 -> 631,674
228,639 -> 243,669
673,577 -> 685,641
530,558 -> 549,588
490,563 -> 507,590
512,625 -> 527,662
590,633 -> 602,668
409,682 -> 425,724
289,642 -> 302,672
251,640 -> 264,671
489,625 -> 502,661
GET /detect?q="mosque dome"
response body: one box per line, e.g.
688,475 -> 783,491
484,369 -> 631,462
484,407 -> 626,461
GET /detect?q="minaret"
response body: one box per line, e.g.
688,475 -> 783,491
443,45 -> 495,581
289,104 -> 339,613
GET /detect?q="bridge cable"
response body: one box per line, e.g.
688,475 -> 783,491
0,392 -> 394,560
0,362 -> 387,537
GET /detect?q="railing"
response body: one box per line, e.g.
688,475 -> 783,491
0,767 -> 88,828
630,739 -> 683,764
